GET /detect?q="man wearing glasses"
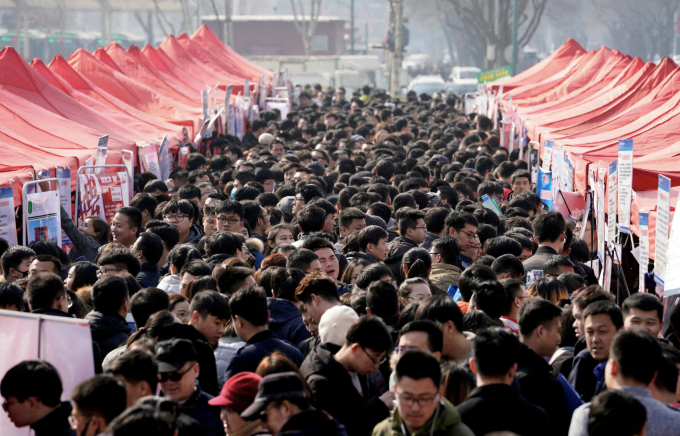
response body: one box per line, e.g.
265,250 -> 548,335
300,316 -> 394,436
155,339 -> 223,436
162,199 -> 203,244
373,351 -> 474,436
214,200 -> 245,233
445,212 -> 480,269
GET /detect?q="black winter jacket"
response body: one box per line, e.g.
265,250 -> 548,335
30,401 -> 75,436
385,236 -> 419,284
85,310 -> 131,359
180,385 -> 225,436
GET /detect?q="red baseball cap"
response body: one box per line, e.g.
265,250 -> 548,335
208,372 -> 263,413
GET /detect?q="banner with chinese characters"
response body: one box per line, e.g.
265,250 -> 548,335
78,172 -> 129,224
0,187 -> 17,246
56,168 -> 73,250
26,190 -> 61,247
617,140 -> 633,234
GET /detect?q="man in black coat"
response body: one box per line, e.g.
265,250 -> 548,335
300,316 -> 393,436
516,299 -> 571,436
385,209 -> 427,284
522,212 -> 567,283
85,275 -> 131,359
458,327 -> 550,436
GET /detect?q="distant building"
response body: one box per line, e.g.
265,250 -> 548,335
201,15 -> 347,56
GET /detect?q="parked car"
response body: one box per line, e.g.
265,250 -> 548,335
405,75 -> 446,97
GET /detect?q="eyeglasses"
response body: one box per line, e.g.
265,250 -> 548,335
360,346 -> 388,366
429,251 -> 440,256
158,363 -> 195,382
97,267 -> 119,276
215,217 -> 243,225
164,214 -> 189,223
459,229 -> 479,239
406,294 -> 430,302
396,392 -> 438,408
415,226 -> 428,230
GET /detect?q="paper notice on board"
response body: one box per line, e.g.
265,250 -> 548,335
597,174 -> 606,264
84,156 -> 93,174
56,168 -> 72,248
0,187 -> 17,246
639,212 -> 649,292
607,160 -> 618,242
541,140 -> 553,172
537,169 -> 553,210
563,154 -> 574,192
158,135 -> 171,181
202,89 -> 208,121
141,144 -> 161,180
662,192 -> 680,296
179,146 -> 190,169
618,139 -> 633,234
94,135 -> 108,174
654,175 -> 671,290
26,191 -> 61,247
78,173 -> 129,224
529,143 -> 539,185
121,150 -> 134,200
551,147 -> 564,204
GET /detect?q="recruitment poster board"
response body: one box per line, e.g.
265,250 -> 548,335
0,310 -> 94,436
607,160 -> 618,243
26,191 -> 61,247
654,175 -> 671,290
56,168 -> 72,250
537,169 -> 553,210
179,145 -> 190,170
541,140 -> 553,172
94,135 -> 108,174
617,140 -> 633,234
0,187 -> 17,246
78,172 -> 130,224
139,144 -> 161,180
663,192 -> 680,297
158,135 -> 171,181
639,212 -> 649,293
121,150 -> 134,199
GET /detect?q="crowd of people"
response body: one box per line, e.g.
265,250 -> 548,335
1,85 -> 680,436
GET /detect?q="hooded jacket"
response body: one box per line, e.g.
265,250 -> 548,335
279,410 -> 348,436
421,231 -> 441,251
372,397 -> 474,436
30,401 -> 75,436
385,236 -> 419,284
429,264 -> 462,290
158,274 -> 180,294
300,342 -> 390,436
183,225 -> 204,245
345,251 -> 382,264
267,298 -> 312,346
85,310 -> 131,359
224,330 -> 303,380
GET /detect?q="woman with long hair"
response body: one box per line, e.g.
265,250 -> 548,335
528,278 -> 569,304
401,248 -> 447,296
264,224 -> 295,256
60,205 -> 111,262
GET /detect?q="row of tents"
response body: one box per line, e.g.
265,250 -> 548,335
489,39 -> 680,260
0,25 -> 271,205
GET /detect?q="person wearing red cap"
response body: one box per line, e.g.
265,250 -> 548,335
208,373 -> 270,436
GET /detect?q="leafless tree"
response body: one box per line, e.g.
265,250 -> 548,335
439,0 -> 549,68
290,0 -> 323,56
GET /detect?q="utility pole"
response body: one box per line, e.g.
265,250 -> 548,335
390,0 -> 403,97
225,0 -> 233,47
350,0 -> 355,55
510,0 -> 518,75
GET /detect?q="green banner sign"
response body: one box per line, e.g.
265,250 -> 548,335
478,66 -> 511,84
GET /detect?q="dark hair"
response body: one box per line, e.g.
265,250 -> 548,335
0,360 -> 62,407
518,298 -> 563,337
92,275 -> 129,315
527,277 -> 569,304
356,263 -> 394,290
0,281 -> 24,309
655,344 -> 680,395
472,327 -> 520,376
399,320 -> 443,353
205,232 -> 242,257
622,293 -> 663,323
473,280 -> 507,319
32,254 -> 61,275
511,169 -> 531,184
131,193 -> 159,219
184,276 -> 215,301
491,254 -> 524,278
430,237 -> 461,266
570,238 -> 590,263
26,272 -> 65,310
588,390 -> 646,436
147,226 -> 180,252
99,248 -> 142,277
395,350 -> 441,387
560,305 -> 578,348
186,152 -> 207,171
297,206 -> 326,233
583,301 -> 624,330
178,184 -> 201,201
179,259 -> 212,279
286,248 -> 319,271
214,266 -> 254,296
106,349 -> 158,394
398,209 -> 425,236
271,268 -> 306,301
230,286 -> 268,326
415,295 -> 464,334
445,212 -> 478,235
162,199 -> 196,222
532,211 -> 566,244
458,264 -> 497,302
71,375 -> 127,424
366,280 -> 399,318
116,206 -> 143,237
392,193 -> 417,213
130,288 -> 170,328
611,330 -> 662,384
295,272 -> 340,304
345,315 -> 393,352
484,236 -> 522,258
301,237 -> 335,253
1,246 -> 35,277
184,289 -> 229,321
242,201 -> 264,231
557,272 -> 586,294
402,248 -> 432,280
572,285 -> 614,311
542,255 -> 574,276
134,232 -> 164,265
339,207 -> 366,230
167,245 -> 201,274
357,226 -> 388,252
215,199 -> 244,219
